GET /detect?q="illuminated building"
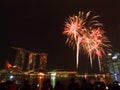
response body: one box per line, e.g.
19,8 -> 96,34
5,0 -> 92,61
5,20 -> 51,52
13,47 -> 25,70
12,47 -> 48,72
107,52 -> 120,82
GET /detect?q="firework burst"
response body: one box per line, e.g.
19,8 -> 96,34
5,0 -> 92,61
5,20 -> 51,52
82,28 -> 111,71
63,12 -> 86,69
63,11 -> 111,71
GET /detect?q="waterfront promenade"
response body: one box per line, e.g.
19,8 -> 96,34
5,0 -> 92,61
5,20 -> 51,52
0,71 -> 120,90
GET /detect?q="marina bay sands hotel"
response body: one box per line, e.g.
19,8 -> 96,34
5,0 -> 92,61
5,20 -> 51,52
10,47 -> 48,72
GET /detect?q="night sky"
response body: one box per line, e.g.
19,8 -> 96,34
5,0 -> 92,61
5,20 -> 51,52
0,0 -> 120,73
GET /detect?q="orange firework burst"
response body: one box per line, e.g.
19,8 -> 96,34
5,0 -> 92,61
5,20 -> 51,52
82,27 -> 111,71
63,11 -> 111,70
63,11 -> 90,69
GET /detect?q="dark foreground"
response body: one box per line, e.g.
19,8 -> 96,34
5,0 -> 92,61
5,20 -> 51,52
0,76 -> 120,90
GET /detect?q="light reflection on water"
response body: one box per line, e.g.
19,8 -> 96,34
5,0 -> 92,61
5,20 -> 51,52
0,73 -> 120,90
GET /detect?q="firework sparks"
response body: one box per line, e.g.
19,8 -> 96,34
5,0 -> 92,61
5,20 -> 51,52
63,12 -> 86,69
63,11 -> 111,71
91,28 -> 111,71
82,28 -> 111,71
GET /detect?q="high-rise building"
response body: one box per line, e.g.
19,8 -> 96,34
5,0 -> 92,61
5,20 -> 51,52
107,52 -> 120,82
12,47 -> 48,72
13,47 -> 26,70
